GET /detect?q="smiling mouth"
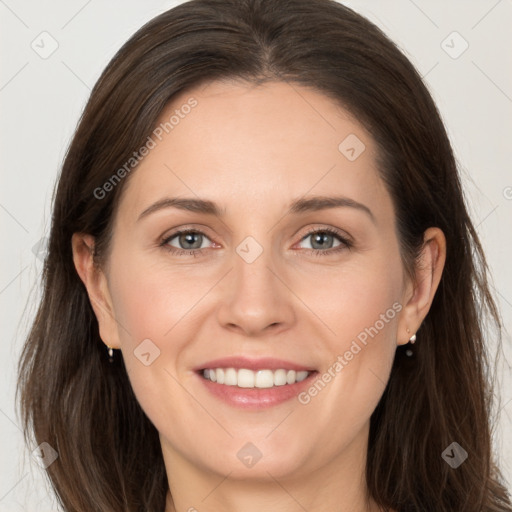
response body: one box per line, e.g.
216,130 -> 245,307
200,367 -> 314,389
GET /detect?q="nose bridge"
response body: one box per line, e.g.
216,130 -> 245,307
234,234 -> 274,293
217,232 -> 295,335
233,232 -> 280,307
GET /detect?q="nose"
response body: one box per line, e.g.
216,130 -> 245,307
216,240 -> 296,337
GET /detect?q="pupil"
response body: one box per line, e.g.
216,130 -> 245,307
181,233 -> 201,249
312,233 -> 332,249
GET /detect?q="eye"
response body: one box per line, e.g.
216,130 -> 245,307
160,229 -> 214,256
296,227 -> 352,255
159,226 -> 352,258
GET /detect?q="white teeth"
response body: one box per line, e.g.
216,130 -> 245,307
238,369 -> 255,388
255,370 -> 274,388
296,371 -> 309,382
273,369 -> 287,386
224,368 -> 237,386
202,367 -> 312,388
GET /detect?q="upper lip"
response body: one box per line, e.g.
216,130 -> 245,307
195,356 -> 316,372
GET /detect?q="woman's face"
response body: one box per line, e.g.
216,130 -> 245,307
81,80 -> 427,481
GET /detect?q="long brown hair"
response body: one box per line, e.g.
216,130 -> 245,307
16,0 -> 511,510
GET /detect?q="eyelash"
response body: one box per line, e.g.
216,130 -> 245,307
159,227 -> 353,258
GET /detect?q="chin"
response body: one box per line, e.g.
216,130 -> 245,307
195,436 -> 316,481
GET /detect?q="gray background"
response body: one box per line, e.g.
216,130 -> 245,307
1,0 -> 511,509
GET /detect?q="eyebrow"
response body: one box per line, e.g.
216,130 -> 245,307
136,195 -> 376,224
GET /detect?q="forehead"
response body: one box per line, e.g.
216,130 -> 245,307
117,79 -> 393,224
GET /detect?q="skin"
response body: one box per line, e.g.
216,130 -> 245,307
72,80 -> 446,512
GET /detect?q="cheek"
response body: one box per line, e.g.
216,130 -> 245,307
105,251 -> 219,409
107,249 -> 213,349
104,255 -> 205,434
303,250 -> 403,348
298,253 -> 402,418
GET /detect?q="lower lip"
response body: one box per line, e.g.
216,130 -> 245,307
197,371 -> 318,409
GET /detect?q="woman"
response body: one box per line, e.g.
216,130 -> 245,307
16,0 -> 512,510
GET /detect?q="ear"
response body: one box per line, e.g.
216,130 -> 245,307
397,227 -> 446,346
71,233 -> 121,349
